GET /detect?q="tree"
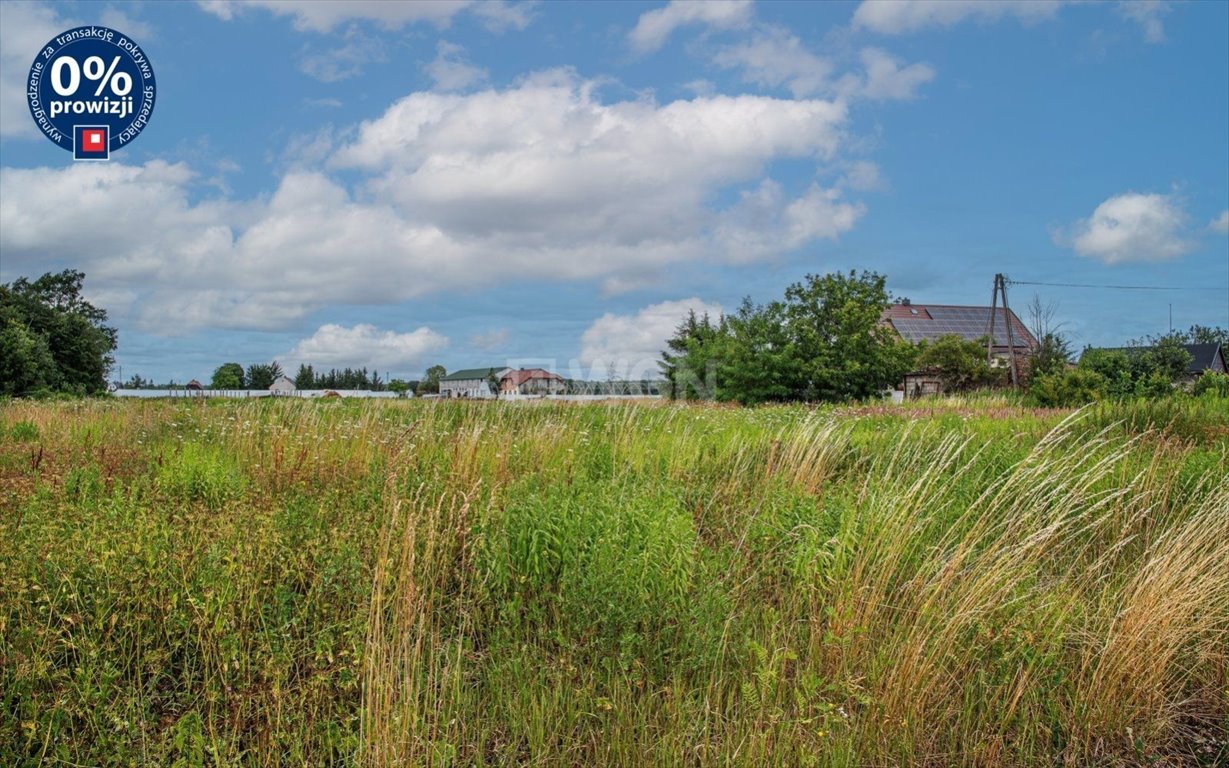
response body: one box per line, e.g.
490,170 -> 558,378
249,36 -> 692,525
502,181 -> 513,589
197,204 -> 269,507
1028,332 -> 1072,380
783,271 -> 915,402
0,316 -> 59,395
1,269 -> 117,395
715,299 -> 801,405
1024,294 -> 1072,380
294,364 -> 316,389
417,365 -> 446,395
211,362 -> 245,389
387,379 -> 411,396
246,363 -> 280,390
1182,325 -> 1229,346
660,309 -> 723,400
915,335 -> 1001,392
1077,335 -> 1192,399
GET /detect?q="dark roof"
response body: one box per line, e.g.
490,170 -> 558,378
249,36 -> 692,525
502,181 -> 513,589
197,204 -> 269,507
1185,343 -> 1226,373
440,367 -> 507,381
1084,343 -> 1225,374
882,303 -> 1037,349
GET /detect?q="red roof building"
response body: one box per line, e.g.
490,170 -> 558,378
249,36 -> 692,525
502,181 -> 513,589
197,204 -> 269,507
499,368 -> 566,396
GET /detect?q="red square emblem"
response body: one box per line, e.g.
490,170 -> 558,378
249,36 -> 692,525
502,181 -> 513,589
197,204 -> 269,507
82,129 -> 106,151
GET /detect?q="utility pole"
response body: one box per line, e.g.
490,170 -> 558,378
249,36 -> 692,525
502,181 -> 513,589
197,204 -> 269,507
986,273 -> 1020,389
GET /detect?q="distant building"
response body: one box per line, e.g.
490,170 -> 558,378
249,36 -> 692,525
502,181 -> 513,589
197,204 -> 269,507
499,368 -> 566,396
185,379 -> 203,391
1186,343 -> 1228,375
883,301 -> 1038,399
439,367 -> 512,399
270,375 -> 296,394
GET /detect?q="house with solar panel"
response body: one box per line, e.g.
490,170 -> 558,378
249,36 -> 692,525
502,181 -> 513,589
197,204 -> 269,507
882,300 -> 1038,398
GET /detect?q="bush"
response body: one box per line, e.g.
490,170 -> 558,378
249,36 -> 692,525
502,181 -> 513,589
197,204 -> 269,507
9,420 -> 39,441
1029,368 -> 1106,407
1192,371 -> 1229,398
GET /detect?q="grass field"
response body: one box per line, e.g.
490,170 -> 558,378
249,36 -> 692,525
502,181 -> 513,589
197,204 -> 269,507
2,397 -> 1227,767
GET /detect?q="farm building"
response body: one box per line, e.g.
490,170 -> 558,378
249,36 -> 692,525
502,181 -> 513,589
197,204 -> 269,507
439,367 -> 512,399
270,375 -> 296,394
882,301 -> 1038,399
499,368 -> 567,396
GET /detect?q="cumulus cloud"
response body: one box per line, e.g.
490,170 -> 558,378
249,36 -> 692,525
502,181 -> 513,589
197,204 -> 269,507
1117,1 -> 1170,44
579,298 -> 723,375
0,1 -> 73,139
283,323 -> 448,372
714,27 -> 933,102
427,41 -> 487,91
2,73 -> 864,332
629,0 -> 753,53
1210,210 -> 1229,234
852,47 -> 935,101
1058,192 -> 1193,264
715,180 -> 865,262
852,0 -> 1064,35
714,25 -> 833,97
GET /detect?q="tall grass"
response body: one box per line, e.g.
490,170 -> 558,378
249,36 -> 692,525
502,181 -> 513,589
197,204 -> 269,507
1,397 -> 1225,766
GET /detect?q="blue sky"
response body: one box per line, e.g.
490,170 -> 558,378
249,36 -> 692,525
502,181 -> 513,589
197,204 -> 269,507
1,0 -> 1226,384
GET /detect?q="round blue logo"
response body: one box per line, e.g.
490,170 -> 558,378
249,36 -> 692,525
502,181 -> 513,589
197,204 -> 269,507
26,26 -> 156,160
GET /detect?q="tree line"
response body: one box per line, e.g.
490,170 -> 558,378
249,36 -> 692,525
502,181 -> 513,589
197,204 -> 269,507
659,270 -> 1228,406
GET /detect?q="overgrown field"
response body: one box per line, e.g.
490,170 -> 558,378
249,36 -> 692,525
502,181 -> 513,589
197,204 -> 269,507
2,397 -> 1227,767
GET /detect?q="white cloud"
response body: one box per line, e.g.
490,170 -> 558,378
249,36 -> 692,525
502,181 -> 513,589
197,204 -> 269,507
0,1 -> 73,139
284,323 -> 448,372
852,0 -> 1064,35
629,0 -> 753,53
715,180 -> 864,262
1210,210 -> 1229,234
714,25 -> 833,97
1059,192 -> 1193,264
714,27 -> 933,102
427,41 -> 487,91
469,1 -> 534,33
2,74 -> 864,333
840,160 -> 882,191
1117,1 -> 1170,44
852,47 -> 935,101
470,329 -> 510,350
580,298 -> 723,375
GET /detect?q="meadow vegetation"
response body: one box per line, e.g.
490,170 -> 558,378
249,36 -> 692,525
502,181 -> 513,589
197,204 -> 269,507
1,396 -> 1226,766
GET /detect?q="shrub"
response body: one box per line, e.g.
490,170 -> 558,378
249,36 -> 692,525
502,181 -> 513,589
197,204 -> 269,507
1192,371 -> 1229,398
8,420 -> 39,441
1029,368 -> 1106,407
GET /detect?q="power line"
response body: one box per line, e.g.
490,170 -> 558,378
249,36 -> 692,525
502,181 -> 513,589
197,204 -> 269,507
1006,279 -> 1222,292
